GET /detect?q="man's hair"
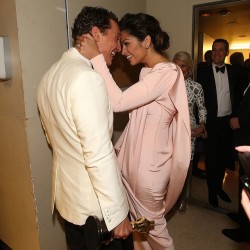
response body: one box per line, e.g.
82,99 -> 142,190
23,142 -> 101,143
71,6 -> 118,43
213,38 -> 229,51
204,50 -> 212,63
230,52 -> 244,65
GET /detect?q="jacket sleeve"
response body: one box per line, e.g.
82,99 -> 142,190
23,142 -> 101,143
70,70 -> 129,230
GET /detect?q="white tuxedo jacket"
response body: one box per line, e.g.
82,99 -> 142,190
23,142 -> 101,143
37,48 -> 129,230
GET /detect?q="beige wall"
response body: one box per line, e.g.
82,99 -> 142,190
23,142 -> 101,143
146,0 -> 216,60
0,0 -> 40,249
0,0 -> 218,249
15,0 -> 71,249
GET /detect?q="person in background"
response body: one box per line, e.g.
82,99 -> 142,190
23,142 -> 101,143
238,145 -> 250,220
229,52 -> 249,111
222,83 -> 250,243
77,12 -> 191,250
204,50 -> 212,65
37,6 -> 133,250
238,146 -> 250,222
230,51 -> 244,65
173,51 -> 207,213
197,50 -> 212,69
197,38 -> 237,208
193,49 -> 212,179
243,52 -> 250,81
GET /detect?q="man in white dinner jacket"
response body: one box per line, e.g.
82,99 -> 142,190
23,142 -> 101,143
37,6 -> 132,250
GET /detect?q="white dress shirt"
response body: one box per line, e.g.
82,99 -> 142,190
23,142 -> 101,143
212,63 -> 232,117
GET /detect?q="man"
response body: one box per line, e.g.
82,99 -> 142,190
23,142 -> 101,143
222,83 -> 250,242
197,39 -> 238,207
229,52 -> 249,110
37,6 -> 132,250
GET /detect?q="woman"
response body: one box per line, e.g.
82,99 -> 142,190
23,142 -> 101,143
77,13 -> 191,250
173,51 -> 207,213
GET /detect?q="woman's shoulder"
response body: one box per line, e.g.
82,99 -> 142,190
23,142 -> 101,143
157,61 -> 177,69
149,62 -> 178,74
187,78 -> 202,88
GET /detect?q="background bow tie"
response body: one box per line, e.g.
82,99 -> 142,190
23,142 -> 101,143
215,66 -> 225,73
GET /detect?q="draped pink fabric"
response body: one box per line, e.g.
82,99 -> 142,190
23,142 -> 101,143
91,55 -> 191,249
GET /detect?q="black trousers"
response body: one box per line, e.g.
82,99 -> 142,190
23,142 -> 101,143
65,220 -> 134,250
205,116 -> 233,196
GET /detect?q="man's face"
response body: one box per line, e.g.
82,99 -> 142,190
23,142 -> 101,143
96,19 -> 121,66
211,42 -> 229,66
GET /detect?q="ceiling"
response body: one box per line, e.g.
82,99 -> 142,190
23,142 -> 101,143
198,0 -> 250,49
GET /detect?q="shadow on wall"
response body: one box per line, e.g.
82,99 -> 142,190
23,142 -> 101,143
109,53 -> 143,144
114,112 -> 129,133
110,53 -> 143,88
112,111 -> 129,145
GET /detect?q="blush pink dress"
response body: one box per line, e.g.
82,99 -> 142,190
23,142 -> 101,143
91,55 -> 191,250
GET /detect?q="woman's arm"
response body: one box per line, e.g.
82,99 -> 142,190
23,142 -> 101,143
91,55 -> 178,112
196,83 -> 207,124
76,35 -> 178,112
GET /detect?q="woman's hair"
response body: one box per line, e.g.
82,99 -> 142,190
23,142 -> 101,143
72,6 -> 118,43
173,51 -> 194,72
119,13 -> 169,53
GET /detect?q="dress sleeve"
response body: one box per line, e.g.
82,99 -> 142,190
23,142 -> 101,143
91,54 -> 178,112
196,82 -> 207,124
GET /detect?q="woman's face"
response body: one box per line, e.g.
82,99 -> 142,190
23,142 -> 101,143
120,31 -> 148,66
174,59 -> 190,79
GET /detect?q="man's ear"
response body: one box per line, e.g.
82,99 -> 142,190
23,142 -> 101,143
90,26 -> 101,42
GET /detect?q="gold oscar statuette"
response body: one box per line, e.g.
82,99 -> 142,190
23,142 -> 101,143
84,216 -> 155,249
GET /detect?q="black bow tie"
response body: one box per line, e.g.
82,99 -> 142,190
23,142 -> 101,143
215,66 -> 225,73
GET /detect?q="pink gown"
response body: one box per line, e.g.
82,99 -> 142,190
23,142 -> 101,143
91,55 -> 191,250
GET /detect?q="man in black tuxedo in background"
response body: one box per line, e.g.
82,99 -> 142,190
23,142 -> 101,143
222,83 -> 250,242
197,39 -> 237,207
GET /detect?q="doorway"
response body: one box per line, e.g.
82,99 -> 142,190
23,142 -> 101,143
193,0 -> 250,79
190,0 -> 250,212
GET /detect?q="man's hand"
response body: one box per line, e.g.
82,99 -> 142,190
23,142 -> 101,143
235,146 -> 250,152
113,217 -> 132,239
229,117 -> 240,130
75,34 -> 100,59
